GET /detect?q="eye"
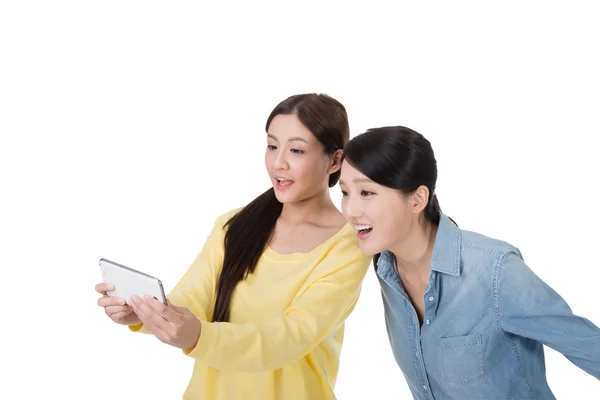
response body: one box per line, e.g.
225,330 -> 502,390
267,144 -> 277,150
290,149 -> 305,154
341,190 -> 348,197
360,190 -> 375,197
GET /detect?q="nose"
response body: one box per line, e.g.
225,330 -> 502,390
344,195 -> 363,220
273,148 -> 289,170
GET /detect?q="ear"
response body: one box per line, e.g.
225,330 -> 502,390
409,185 -> 429,214
327,149 -> 343,174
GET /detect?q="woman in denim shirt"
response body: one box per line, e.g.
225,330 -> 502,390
339,126 -> 600,399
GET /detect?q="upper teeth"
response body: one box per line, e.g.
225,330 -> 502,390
277,178 -> 290,181
354,224 -> 372,231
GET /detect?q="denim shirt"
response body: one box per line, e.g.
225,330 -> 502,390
376,214 -> 600,400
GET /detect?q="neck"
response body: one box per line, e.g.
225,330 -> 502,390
280,189 -> 335,224
389,217 -> 437,274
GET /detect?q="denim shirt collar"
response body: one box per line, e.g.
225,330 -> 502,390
377,214 -> 462,278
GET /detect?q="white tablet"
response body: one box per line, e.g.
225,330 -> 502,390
99,258 -> 167,305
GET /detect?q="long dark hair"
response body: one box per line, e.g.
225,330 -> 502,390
343,126 -> 441,267
212,93 -> 349,322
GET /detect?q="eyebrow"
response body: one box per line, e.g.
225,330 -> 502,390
339,177 -> 373,185
267,134 -> 308,144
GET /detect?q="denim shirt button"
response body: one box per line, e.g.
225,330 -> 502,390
428,296 -> 434,301
422,385 -> 428,390
425,319 -> 431,325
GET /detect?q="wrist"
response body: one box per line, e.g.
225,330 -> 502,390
185,320 -> 202,351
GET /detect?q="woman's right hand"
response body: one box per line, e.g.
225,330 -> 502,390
96,282 -> 142,326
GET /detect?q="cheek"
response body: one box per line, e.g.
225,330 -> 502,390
386,203 -> 411,238
365,202 -> 386,224
371,199 -> 408,237
264,152 -> 273,169
295,157 -> 326,181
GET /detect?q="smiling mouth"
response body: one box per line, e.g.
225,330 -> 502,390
354,224 -> 373,235
275,178 -> 294,186
275,177 -> 294,189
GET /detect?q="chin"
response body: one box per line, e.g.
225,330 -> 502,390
273,189 -> 298,204
358,241 -> 382,256
358,241 -> 379,256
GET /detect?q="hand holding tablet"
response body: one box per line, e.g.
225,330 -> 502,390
98,258 -> 167,305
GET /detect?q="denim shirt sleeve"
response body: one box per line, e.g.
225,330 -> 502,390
495,249 -> 600,380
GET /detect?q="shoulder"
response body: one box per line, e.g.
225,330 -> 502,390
457,227 -> 524,278
321,223 -> 372,268
214,207 -> 244,226
433,224 -> 533,309
460,229 -> 519,260
308,224 -> 371,288
204,207 -> 244,239
328,223 -> 362,251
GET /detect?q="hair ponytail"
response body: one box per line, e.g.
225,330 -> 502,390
425,193 -> 442,225
212,188 -> 281,322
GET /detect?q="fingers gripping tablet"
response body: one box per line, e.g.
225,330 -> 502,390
99,258 -> 167,305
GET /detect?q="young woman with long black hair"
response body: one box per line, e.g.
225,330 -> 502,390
96,94 -> 371,400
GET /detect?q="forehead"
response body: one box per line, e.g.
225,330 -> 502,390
267,114 -> 314,139
340,160 -> 369,183
267,114 -> 313,141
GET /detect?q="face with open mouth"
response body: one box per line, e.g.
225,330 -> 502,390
339,160 -> 414,256
265,114 -> 335,204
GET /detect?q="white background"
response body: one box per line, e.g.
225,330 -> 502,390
1,1 -> 599,399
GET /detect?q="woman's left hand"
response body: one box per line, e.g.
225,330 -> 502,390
130,295 -> 202,351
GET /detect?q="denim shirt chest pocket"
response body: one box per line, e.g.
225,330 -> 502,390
437,333 -> 484,383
